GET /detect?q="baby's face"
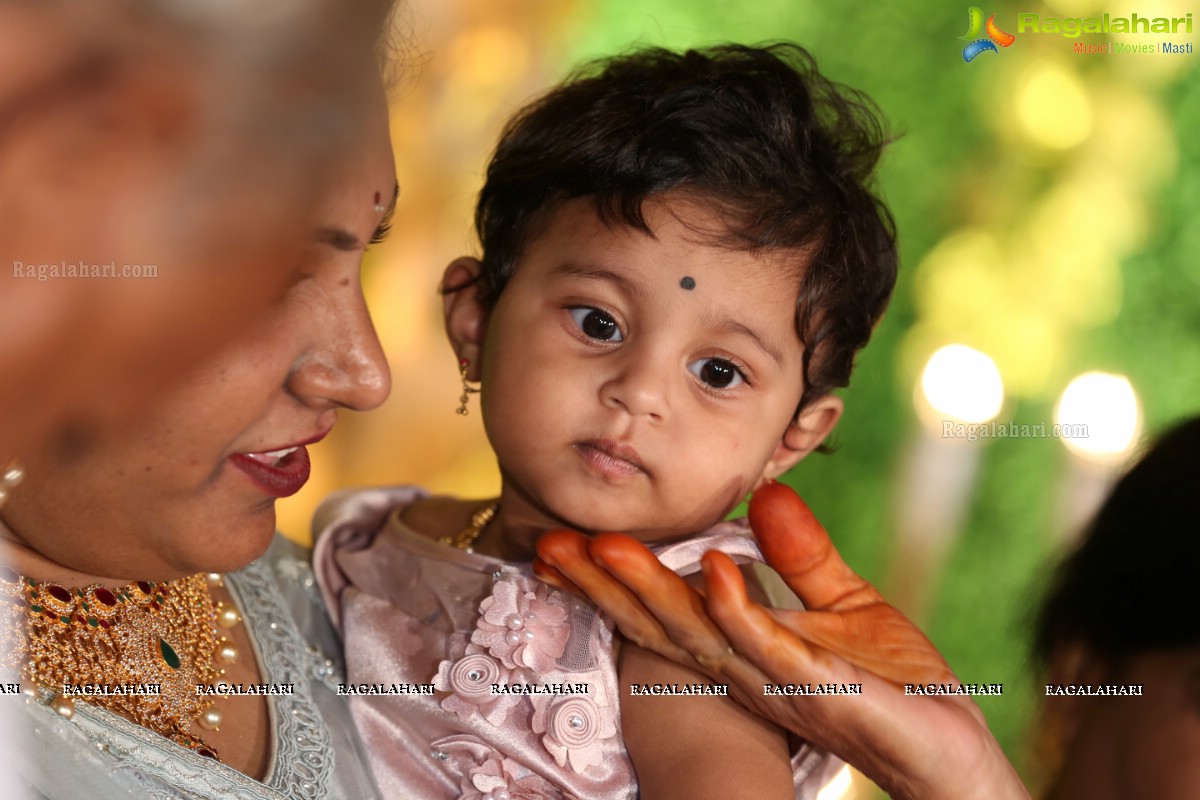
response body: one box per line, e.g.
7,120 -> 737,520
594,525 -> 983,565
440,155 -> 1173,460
479,194 -> 822,543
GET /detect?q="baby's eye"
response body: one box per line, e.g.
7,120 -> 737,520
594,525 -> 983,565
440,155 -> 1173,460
567,307 -> 623,342
688,358 -> 745,390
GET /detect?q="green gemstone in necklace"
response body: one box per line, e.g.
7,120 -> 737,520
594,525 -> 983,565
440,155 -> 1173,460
160,638 -> 181,670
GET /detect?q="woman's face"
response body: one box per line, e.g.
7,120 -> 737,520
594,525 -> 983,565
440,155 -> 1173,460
0,3 -> 380,457
0,96 -> 396,581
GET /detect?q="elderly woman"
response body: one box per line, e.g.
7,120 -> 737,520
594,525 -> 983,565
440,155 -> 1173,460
0,0 -> 397,795
0,116 -> 394,798
0,0 -> 389,459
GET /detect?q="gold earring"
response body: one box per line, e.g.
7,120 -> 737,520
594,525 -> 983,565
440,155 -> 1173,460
456,359 -> 480,415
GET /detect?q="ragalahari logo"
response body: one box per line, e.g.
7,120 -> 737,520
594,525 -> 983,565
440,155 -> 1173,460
960,7 -> 1016,61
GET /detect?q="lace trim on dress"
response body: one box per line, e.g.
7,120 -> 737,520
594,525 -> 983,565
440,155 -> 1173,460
234,555 -> 336,798
66,702 -> 289,800
272,555 -> 348,694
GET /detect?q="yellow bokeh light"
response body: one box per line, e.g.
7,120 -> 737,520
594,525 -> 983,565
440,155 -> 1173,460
913,229 -> 1006,332
1055,372 -> 1141,462
447,26 -> 531,90
919,344 -> 1005,425
1087,85 -> 1176,189
1016,62 -> 1092,150
1013,179 -> 1127,333
977,308 -> 1060,395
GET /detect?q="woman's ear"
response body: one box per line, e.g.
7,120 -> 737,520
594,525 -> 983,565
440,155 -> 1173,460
758,394 -> 843,483
442,257 -> 490,381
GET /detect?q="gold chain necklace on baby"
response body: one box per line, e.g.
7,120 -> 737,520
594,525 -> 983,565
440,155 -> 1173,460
439,502 -> 499,553
0,568 -> 244,760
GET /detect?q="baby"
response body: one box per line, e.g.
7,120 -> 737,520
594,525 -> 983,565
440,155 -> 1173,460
315,43 -> 898,799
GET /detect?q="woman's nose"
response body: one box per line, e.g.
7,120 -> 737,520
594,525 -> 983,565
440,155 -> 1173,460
286,285 -> 391,411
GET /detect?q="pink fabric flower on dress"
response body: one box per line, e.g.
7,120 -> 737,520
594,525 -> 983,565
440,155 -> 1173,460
458,752 -> 560,800
471,577 -> 569,673
434,650 -> 521,726
530,692 -> 617,774
433,736 -> 561,800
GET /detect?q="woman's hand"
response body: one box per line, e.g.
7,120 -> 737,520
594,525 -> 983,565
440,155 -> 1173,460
533,481 -> 1029,800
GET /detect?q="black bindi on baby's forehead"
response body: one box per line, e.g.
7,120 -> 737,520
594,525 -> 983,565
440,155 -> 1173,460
679,276 -> 696,291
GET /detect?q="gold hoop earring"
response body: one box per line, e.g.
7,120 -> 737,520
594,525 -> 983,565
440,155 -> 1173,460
456,359 -> 481,415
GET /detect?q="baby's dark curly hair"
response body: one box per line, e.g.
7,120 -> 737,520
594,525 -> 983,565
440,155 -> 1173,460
473,43 -> 898,413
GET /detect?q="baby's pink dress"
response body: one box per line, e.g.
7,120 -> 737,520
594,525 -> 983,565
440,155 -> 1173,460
314,486 -> 839,799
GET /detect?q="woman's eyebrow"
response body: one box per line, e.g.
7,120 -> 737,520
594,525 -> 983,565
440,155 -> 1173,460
314,182 -> 400,251
314,226 -> 363,251
370,182 -> 400,244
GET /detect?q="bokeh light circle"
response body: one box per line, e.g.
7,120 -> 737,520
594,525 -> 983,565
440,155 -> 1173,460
1016,62 -> 1092,150
1055,372 -> 1141,462
920,344 -> 1005,424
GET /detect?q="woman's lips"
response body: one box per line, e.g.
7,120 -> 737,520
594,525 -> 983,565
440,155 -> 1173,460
228,446 -> 312,497
574,439 -> 646,479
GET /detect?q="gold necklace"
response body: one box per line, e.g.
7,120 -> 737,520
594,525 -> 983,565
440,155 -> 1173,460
438,502 -> 499,553
0,569 -> 242,760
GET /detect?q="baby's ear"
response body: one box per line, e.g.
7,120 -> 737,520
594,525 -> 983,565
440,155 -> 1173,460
441,257 -> 490,380
760,395 -> 843,481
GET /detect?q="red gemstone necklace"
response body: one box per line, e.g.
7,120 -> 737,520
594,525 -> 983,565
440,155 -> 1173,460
0,569 -> 241,760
